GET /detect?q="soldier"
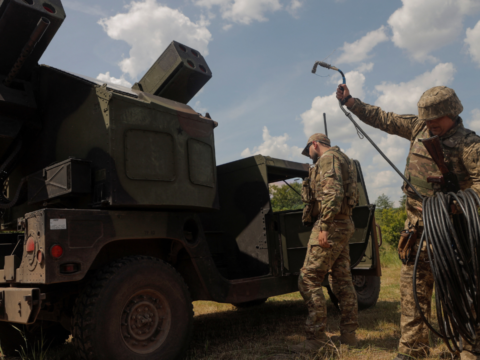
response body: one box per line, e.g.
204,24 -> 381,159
289,133 -> 359,353
336,85 -> 480,360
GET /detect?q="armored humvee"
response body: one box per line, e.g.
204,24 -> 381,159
0,1 -> 381,358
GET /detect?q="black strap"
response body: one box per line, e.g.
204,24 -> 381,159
340,95 -> 352,106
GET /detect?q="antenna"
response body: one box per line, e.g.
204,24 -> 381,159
323,113 -> 328,137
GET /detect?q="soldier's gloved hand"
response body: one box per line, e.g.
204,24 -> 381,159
318,231 -> 331,248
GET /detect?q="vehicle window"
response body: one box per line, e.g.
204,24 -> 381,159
268,178 -> 304,212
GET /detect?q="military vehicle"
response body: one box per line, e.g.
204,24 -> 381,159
0,1 -> 382,358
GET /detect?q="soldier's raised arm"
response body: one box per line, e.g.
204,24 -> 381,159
336,84 -> 420,140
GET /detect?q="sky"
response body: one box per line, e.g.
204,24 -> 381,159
40,0 -> 480,205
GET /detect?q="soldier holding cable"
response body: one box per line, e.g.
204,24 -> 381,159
336,85 -> 480,360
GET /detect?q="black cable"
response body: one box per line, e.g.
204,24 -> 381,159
413,190 -> 480,354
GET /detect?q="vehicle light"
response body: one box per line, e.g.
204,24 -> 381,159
50,245 -> 63,258
26,237 -> 35,252
43,3 -> 56,13
37,250 -> 44,264
60,263 -> 80,274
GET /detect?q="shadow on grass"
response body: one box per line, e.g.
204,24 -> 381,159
188,299 -> 311,359
357,300 -> 402,351
187,298 -> 402,359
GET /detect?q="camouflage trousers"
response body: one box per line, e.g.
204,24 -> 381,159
298,219 -> 357,340
398,232 -> 434,358
398,226 -> 480,358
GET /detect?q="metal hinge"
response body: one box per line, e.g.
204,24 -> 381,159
96,84 -> 113,128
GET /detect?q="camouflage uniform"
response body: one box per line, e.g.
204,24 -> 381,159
347,86 -> 480,358
299,137 -> 359,340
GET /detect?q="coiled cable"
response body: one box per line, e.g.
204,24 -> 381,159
413,189 -> 480,354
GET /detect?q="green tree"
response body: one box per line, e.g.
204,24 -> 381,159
375,193 -> 393,210
269,181 -> 304,212
378,207 -> 407,248
375,194 -> 407,248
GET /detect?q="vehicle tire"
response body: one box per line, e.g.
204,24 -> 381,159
353,275 -> 381,310
232,298 -> 268,309
72,256 -> 193,360
0,320 -> 70,356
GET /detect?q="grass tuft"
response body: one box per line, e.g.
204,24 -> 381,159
380,244 -> 402,269
11,326 -> 51,360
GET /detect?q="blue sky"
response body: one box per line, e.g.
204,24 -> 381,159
41,0 -> 480,204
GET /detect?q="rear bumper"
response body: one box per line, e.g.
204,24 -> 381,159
0,288 -> 43,324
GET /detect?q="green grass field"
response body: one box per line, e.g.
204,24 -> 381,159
4,249 -> 456,360
185,250 -> 453,360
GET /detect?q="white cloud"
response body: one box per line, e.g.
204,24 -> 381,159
336,26 -> 389,64
459,0 -> 480,14
374,63 -> 456,114
368,170 -> 398,190
99,0 -> 212,79
97,72 -> 133,87
301,70 -> 366,141
193,100 -> 208,115
241,126 -> 303,160
193,0 -> 282,24
388,0 -> 480,62
371,135 -> 409,168
468,109 -> 480,131
287,0 -> 303,16
364,169 -> 404,206
289,0 -> 302,10
194,0 -> 229,7
355,62 -> 374,73
465,20 -> 480,67
223,0 -> 282,24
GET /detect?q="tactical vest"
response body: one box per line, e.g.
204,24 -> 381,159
404,119 -> 474,198
301,165 -> 320,224
336,150 -> 359,211
302,147 -> 359,224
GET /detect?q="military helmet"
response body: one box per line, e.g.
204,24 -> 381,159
301,133 -> 331,157
417,86 -> 463,122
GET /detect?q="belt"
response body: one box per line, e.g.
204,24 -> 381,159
334,214 -> 350,220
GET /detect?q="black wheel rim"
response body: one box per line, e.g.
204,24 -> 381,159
353,275 -> 366,289
120,290 -> 171,354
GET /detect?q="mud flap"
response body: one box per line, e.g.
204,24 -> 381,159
0,288 -> 43,324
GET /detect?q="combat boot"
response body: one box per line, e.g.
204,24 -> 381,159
461,351 -> 480,360
331,332 -> 358,347
288,334 -> 331,353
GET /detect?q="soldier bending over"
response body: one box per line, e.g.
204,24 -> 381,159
336,84 -> 480,360
289,133 -> 359,353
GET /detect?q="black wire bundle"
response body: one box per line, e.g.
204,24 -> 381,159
414,189 -> 480,354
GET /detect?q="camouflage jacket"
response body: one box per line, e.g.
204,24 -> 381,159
348,99 -> 480,200
311,146 -> 358,232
